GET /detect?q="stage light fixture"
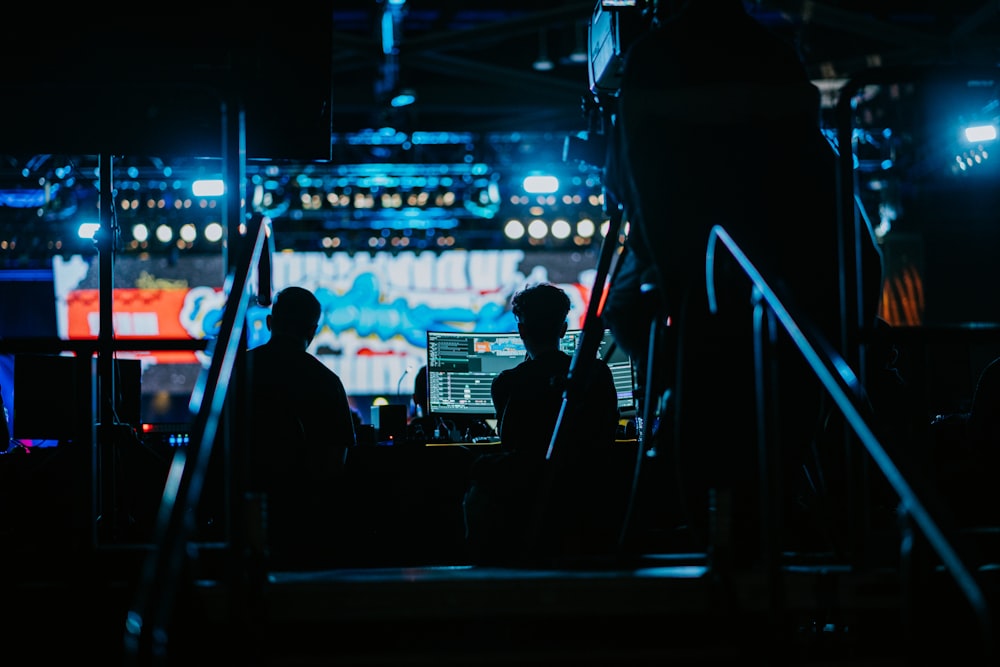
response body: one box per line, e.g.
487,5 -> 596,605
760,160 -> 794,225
550,218 -> 571,240
77,222 -> 100,239
192,178 -> 225,197
203,222 -> 224,243
527,219 -> 548,240
503,218 -> 525,240
533,29 -> 554,72
179,223 -> 197,243
964,124 -> 998,143
567,21 -> 588,64
390,88 -> 417,108
523,174 -> 559,194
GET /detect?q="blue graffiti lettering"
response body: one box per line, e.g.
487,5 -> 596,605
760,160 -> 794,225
312,275 -> 517,346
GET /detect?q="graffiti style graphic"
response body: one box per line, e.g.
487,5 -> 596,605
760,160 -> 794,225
53,249 -> 600,396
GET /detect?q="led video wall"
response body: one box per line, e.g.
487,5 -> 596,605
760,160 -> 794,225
44,247 -> 602,422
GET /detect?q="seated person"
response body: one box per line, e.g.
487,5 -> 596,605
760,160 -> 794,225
407,364 -> 494,444
464,283 -> 621,563
0,383 -> 9,450
410,365 -> 430,425
931,355 -> 1000,528
407,364 -> 446,441
245,286 -> 357,569
491,283 -> 619,459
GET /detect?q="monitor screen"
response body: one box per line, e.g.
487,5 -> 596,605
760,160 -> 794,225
12,353 -> 142,444
13,353 -> 86,443
597,329 -> 637,414
425,329 -> 634,419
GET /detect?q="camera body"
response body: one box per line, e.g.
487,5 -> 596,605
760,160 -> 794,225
564,2 -> 657,174
587,1 -> 649,100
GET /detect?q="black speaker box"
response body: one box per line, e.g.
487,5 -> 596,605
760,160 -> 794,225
372,405 -> 408,444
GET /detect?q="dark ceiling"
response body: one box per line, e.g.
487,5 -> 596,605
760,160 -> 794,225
1,1 -> 998,259
327,1 -> 1000,137
2,1 -> 999,158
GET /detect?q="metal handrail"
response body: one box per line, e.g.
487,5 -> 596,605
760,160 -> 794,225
123,215 -> 269,664
706,223 -> 993,654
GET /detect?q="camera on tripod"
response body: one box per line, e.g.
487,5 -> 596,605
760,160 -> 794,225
562,1 -> 656,172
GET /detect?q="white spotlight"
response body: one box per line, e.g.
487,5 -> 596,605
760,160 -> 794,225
203,222 -> 224,243
155,224 -> 173,243
503,218 -> 526,240
77,222 -> 101,239
192,179 -> 225,197
523,175 -> 559,194
964,124 -> 998,143
179,223 -> 197,243
527,218 -> 548,240
550,218 -> 572,240
131,223 -> 150,243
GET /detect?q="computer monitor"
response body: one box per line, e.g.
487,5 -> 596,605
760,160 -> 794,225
425,328 -> 635,419
597,328 -> 638,414
12,353 -> 142,443
13,353 -> 87,444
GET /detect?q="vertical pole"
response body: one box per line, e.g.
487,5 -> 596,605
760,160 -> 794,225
836,73 -> 869,568
224,99 -> 246,276
222,94 -> 247,556
96,153 -> 117,543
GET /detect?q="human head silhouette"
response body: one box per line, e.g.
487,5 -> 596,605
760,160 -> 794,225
511,282 -> 570,357
969,356 -> 1000,441
268,286 -> 322,348
413,365 -> 428,416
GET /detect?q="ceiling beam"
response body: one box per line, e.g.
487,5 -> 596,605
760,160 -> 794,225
408,52 -> 585,96
951,1 -> 1000,39
403,2 -> 593,54
765,0 -> 948,49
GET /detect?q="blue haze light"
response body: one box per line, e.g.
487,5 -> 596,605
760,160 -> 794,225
381,10 -> 395,55
390,90 -> 416,107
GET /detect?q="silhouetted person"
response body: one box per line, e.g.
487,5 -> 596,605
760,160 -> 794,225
0,383 -> 9,451
600,0 -> 884,564
802,318 -> 936,555
931,355 -> 1000,528
405,364 -> 489,443
465,282 -> 621,563
491,283 -> 619,457
245,285 -> 357,569
411,365 -> 429,423
406,364 -> 439,441
861,320 -> 935,512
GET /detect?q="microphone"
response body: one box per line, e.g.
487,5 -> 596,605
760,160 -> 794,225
396,362 -> 416,397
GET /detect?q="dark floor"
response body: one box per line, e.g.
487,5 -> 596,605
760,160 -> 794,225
7,542 -> 994,666
2,443 -> 998,665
